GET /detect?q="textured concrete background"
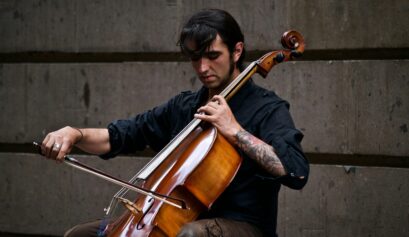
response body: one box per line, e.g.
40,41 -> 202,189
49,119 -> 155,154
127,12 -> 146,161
0,0 -> 408,236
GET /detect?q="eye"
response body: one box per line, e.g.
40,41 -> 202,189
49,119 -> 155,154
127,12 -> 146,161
206,52 -> 220,60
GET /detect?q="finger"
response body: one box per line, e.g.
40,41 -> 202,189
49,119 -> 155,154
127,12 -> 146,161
206,103 -> 218,110
45,137 -> 56,158
56,142 -> 72,161
211,95 -> 231,113
41,134 -> 51,156
194,113 -> 214,122
50,135 -> 64,159
197,105 -> 218,115
50,142 -> 62,160
207,100 -> 220,109
211,95 -> 226,105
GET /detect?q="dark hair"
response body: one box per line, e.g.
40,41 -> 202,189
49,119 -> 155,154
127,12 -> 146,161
178,9 -> 246,71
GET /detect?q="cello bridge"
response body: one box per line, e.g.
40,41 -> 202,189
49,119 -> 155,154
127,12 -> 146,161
117,197 -> 141,216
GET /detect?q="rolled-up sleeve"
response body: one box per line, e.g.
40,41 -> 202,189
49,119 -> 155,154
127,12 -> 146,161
259,102 -> 309,190
99,100 -> 173,159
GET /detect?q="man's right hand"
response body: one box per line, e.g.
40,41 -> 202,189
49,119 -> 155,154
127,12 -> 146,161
41,126 -> 83,161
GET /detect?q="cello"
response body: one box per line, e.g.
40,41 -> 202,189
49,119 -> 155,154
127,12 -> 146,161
37,30 -> 305,237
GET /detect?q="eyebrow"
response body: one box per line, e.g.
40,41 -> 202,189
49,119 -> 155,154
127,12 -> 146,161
205,50 -> 221,55
190,50 -> 222,61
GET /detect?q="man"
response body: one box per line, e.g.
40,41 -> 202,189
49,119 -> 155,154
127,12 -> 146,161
41,9 -> 309,237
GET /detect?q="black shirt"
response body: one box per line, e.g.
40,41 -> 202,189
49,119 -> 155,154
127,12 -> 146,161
101,80 -> 309,236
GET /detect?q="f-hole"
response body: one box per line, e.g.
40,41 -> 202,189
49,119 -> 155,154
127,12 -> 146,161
137,198 -> 155,230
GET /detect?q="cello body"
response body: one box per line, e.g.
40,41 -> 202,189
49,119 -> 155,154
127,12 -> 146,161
107,126 -> 241,237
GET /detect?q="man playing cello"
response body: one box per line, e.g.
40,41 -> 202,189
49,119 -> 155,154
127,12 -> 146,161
40,9 -> 309,237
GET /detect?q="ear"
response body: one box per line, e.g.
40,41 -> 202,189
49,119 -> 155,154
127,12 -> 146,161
233,42 -> 244,63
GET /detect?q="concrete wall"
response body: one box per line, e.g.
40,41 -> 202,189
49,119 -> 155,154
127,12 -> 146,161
0,0 -> 408,236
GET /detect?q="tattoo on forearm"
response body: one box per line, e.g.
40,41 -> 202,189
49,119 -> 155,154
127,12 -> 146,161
236,130 -> 286,177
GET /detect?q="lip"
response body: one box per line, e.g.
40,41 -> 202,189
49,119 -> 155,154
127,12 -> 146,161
200,75 -> 216,81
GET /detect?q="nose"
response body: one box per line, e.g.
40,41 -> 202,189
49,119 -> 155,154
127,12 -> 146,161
194,57 -> 210,74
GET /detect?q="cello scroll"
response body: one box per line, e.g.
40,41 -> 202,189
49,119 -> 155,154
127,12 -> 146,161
256,30 -> 305,77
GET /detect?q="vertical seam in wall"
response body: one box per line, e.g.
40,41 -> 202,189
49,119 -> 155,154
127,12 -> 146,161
23,64 -> 28,142
75,0 -> 78,52
352,62 -> 358,154
345,62 -> 352,154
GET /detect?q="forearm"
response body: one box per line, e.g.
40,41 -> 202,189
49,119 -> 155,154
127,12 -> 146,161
75,128 -> 111,155
235,130 -> 287,177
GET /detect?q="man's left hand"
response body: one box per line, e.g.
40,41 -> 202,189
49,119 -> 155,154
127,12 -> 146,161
194,95 -> 243,144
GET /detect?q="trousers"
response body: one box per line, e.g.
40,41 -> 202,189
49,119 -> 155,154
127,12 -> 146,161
64,218 -> 264,237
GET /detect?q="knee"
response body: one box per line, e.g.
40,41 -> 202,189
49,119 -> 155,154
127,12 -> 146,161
63,226 -> 77,237
177,222 -> 206,237
64,225 -> 92,237
63,220 -> 103,237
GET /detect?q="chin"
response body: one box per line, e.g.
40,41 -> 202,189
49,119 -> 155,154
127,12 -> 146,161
206,83 -> 222,90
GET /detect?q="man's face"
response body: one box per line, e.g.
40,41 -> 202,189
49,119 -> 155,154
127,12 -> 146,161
189,34 -> 239,92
